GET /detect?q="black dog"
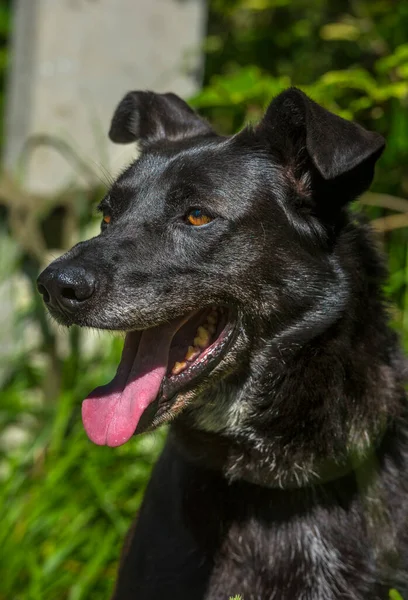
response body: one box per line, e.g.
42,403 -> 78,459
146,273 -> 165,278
37,88 -> 408,599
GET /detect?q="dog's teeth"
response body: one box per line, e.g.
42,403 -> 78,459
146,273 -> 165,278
208,324 -> 216,335
194,326 -> 211,349
207,314 -> 217,325
172,361 -> 187,375
186,346 -> 200,361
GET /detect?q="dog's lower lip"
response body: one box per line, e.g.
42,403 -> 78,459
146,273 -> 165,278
135,309 -> 237,434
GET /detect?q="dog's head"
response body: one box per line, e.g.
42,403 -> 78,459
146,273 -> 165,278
37,89 -> 384,447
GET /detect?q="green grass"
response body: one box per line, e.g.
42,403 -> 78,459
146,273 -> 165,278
390,590 -> 405,600
0,379 -> 165,600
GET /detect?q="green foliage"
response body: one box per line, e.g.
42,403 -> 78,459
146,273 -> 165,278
2,0 -> 408,598
196,0 -> 408,164
390,589 -> 405,600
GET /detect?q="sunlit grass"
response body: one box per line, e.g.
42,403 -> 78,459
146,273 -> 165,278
0,376 -> 165,600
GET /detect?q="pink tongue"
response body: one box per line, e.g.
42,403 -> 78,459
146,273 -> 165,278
82,320 -> 182,447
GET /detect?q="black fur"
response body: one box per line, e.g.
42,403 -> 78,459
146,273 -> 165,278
38,89 -> 408,599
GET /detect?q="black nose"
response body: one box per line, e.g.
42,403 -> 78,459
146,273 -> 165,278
37,265 -> 96,312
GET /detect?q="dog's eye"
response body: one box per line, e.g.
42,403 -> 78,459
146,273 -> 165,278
102,214 -> 111,227
186,208 -> 212,227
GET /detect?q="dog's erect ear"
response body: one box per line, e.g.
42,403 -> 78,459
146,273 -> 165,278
109,91 -> 213,146
257,88 -> 385,199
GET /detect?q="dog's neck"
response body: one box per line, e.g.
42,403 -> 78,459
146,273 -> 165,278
175,307 -> 406,489
171,422 -> 378,489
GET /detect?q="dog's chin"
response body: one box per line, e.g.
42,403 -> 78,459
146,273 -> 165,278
77,305 -> 238,447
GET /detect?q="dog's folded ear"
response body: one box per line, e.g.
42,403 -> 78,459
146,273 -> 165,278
109,91 -> 213,146
256,88 -> 385,201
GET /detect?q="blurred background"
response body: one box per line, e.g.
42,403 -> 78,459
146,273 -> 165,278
1,0 -> 408,598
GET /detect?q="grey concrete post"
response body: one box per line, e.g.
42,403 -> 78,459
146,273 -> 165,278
4,0 -> 207,194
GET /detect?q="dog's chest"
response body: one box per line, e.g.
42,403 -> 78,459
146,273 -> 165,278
205,518 -> 352,600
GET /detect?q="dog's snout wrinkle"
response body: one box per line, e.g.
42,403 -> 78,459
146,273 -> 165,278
37,264 -> 96,314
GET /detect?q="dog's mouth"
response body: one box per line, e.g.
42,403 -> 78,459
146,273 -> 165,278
81,307 -> 235,447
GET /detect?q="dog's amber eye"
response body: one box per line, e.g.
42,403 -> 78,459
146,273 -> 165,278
186,209 -> 212,227
103,215 -> 111,225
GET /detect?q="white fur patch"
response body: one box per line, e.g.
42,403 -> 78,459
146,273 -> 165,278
191,384 -> 250,435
